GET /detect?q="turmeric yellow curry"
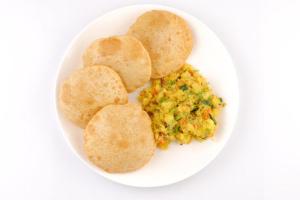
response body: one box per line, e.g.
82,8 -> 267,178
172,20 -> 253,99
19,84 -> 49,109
139,64 -> 225,149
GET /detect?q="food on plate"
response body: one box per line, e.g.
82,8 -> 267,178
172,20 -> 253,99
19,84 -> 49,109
57,8 -> 228,175
59,65 -> 128,128
84,103 -> 155,173
83,35 -> 151,92
139,64 -> 225,149
128,10 -> 193,78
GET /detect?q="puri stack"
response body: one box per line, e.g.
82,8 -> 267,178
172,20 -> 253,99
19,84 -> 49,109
59,10 -> 193,173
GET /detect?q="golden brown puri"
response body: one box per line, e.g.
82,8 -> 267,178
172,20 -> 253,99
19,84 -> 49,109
83,35 -> 151,92
59,65 -> 128,128
84,103 -> 156,173
127,10 -> 193,78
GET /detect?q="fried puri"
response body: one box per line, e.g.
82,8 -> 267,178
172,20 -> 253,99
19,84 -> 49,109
84,103 -> 155,173
59,65 -> 128,128
128,10 -> 193,78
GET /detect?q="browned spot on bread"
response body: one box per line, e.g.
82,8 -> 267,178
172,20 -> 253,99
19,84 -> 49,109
151,52 -> 160,60
105,167 -> 112,173
117,140 -> 129,149
98,37 -> 121,56
114,97 -> 120,103
149,12 -> 168,27
83,97 -> 94,105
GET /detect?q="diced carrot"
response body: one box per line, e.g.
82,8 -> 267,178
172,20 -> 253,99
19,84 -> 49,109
202,109 -> 211,120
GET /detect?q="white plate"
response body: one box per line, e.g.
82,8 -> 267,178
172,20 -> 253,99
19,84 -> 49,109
54,4 -> 239,187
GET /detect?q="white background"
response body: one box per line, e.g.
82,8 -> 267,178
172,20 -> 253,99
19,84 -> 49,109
0,0 -> 298,199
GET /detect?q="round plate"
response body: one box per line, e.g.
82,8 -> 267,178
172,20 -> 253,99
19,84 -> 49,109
54,4 -> 239,187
